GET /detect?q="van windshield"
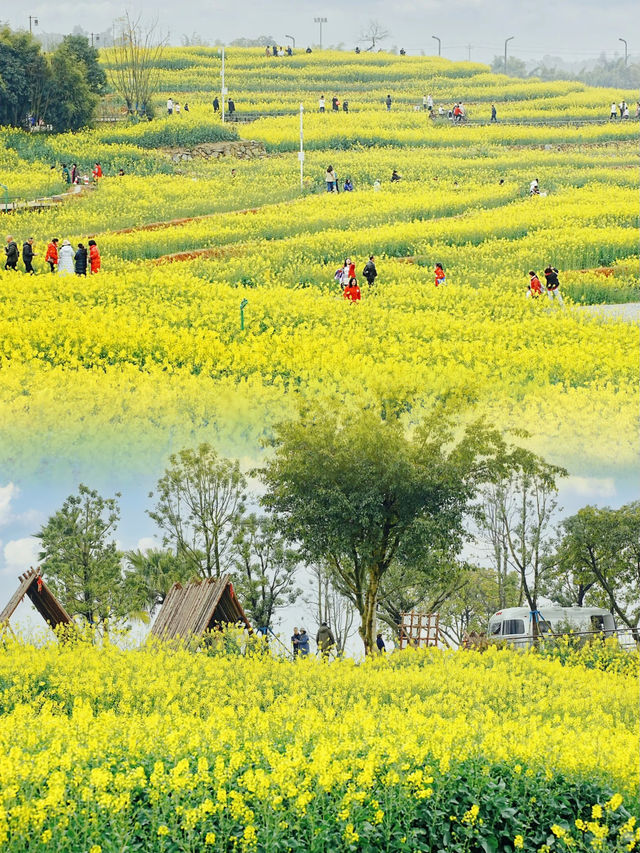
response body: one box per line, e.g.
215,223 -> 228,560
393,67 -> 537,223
490,621 -> 502,636
502,619 -> 525,635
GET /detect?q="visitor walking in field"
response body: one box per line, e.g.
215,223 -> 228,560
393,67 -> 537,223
167,97 -> 173,115
343,278 -> 361,302
45,238 -> 58,273
88,240 -> 101,274
22,238 -> 36,274
544,266 -> 564,305
291,627 -> 300,657
526,270 -> 543,299
434,262 -> 446,286
213,97 -> 220,112
376,633 -> 386,653
319,95 -> 325,113
385,94 -> 392,111
92,162 -> 102,181
4,235 -> 18,270
491,103 -> 497,122
362,255 -> 377,285
228,98 -> 236,117
610,102 -> 617,119
297,628 -> 310,656
316,622 -> 336,656
325,165 -> 338,192
70,164 -> 78,184
57,239 -> 74,274
74,243 -> 88,276
342,99 -> 349,113
332,96 -> 339,111
61,164 -> 71,185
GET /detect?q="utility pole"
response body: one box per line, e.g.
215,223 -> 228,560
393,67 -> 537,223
504,36 -> 514,73
219,46 -> 227,123
28,15 -> 38,34
299,102 -> 304,191
285,34 -> 296,49
432,35 -> 441,57
619,37 -> 628,65
90,33 -> 100,48
314,17 -> 327,49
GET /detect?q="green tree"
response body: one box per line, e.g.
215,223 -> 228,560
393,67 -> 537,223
233,514 -> 301,632
123,547 -> 195,617
148,444 -> 247,580
0,27 -> 48,126
59,34 -> 107,94
36,484 -> 125,630
259,406 -> 512,655
47,43 -> 99,131
554,502 -> 640,639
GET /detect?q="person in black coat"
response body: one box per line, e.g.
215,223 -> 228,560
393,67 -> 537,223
22,238 -> 35,274
376,633 -> 386,653
213,97 -> 220,112
4,235 -> 19,270
362,255 -> 377,285
74,243 -> 88,276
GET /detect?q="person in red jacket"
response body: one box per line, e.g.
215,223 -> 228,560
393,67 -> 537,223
88,239 -> 101,273
434,263 -> 446,286
343,278 -> 361,302
44,238 -> 59,273
92,162 -> 103,181
527,270 -> 543,298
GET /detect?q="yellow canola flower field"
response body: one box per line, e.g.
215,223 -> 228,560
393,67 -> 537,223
0,266 -> 637,475
0,638 -> 637,852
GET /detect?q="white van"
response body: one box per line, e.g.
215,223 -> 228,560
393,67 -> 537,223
488,606 -> 616,648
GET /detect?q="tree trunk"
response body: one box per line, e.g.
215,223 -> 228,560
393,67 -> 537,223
359,571 -> 380,655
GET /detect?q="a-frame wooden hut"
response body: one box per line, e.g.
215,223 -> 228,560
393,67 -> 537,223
0,567 -> 74,632
150,575 -> 251,643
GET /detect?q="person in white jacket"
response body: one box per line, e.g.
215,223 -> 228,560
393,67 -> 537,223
57,239 -> 74,275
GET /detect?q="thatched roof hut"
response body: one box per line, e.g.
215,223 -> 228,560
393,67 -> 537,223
150,575 -> 251,642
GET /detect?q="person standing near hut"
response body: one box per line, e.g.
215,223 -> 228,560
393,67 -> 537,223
4,235 -> 19,270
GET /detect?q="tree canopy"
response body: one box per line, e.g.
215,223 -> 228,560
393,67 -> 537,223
0,27 -> 99,130
259,405 -> 515,654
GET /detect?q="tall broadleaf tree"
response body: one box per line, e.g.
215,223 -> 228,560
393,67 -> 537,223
259,405 -> 515,655
232,514 -> 301,633
148,444 -> 247,579
36,484 -> 126,631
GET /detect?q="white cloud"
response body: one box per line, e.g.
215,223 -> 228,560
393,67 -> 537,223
0,483 -> 19,527
564,476 -> 616,500
1,538 -> 40,576
136,537 -> 158,553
